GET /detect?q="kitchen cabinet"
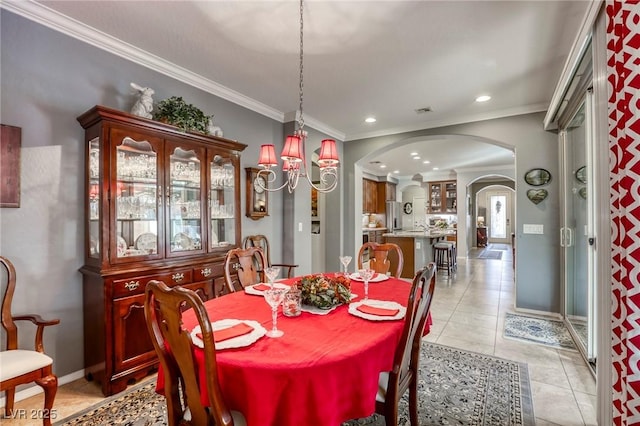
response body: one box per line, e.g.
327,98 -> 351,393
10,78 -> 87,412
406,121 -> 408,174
376,181 -> 396,212
363,178 -> 378,213
78,105 -> 246,396
427,180 -> 457,213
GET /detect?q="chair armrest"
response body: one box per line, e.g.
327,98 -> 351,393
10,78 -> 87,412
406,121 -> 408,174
271,263 -> 299,278
13,314 -> 60,353
13,314 -> 60,327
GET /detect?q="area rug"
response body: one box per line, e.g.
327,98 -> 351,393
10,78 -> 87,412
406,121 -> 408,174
478,250 -> 503,259
55,342 -> 534,426
504,312 -> 577,350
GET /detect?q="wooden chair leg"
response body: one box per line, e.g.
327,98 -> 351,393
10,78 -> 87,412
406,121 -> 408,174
3,388 -> 15,417
409,376 -> 419,425
35,374 -> 57,426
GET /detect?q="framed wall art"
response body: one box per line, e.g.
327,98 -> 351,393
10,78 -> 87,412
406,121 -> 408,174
527,189 -> 548,205
524,168 -> 551,186
1,124 -> 21,208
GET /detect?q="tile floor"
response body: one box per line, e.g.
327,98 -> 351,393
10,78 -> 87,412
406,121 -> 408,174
2,244 -> 597,425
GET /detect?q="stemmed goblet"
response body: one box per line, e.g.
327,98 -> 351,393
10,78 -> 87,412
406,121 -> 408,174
263,288 -> 288,338
339,256 -> 352,277
358,268 -> 375,301
264,266 -> 281,288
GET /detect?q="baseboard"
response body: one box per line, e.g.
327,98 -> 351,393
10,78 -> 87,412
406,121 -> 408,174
512,306 -> 563,320
0,369 -> 85,408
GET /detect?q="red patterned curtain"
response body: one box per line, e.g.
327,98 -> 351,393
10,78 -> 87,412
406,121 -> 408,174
608,1 -> 640,424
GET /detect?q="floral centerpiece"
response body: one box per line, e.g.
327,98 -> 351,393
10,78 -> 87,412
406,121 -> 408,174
434,219 -> 449,230
293,274 -> 352,309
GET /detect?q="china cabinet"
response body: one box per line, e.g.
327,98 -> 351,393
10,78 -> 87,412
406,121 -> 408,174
78,105 -> 246,396
427,180 -> 457,213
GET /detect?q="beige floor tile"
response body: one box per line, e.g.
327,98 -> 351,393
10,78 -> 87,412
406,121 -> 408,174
447,310 -> 498,329
574,391 -> 598,426
531,381 -> 585,425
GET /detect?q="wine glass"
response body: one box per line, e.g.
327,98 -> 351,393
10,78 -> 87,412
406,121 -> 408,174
264,267 -> 281,288
263,288 -> 288,338
339,256 -> 352,277
358,268 -> 375,301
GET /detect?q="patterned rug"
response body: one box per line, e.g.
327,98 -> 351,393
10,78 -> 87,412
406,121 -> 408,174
55,342 -> 534,426
478,250 -> 503,259
504,312 -> 577,350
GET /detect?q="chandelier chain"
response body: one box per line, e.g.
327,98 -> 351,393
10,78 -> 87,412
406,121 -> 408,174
298,0 -> 304,131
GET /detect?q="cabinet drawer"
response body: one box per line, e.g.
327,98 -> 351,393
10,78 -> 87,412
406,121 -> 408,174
194,263 -> 224,281
113,268 -> 193,298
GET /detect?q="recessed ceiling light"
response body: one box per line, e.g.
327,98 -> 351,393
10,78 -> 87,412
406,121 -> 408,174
380,164 -> 387,169
393,170 -> 400,174
413,156 -> 420,160
422,160 -> 430,164
433,167 -> 439,170
475,95 -> 491,103
410,152 -> 418,156
365,117 -> 376,123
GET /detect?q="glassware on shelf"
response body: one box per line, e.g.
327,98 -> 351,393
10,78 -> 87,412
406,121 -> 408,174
264,267 -> 281,288
358,268 -> 375,301
339,256 -> 352,276
263,288 -> 288,338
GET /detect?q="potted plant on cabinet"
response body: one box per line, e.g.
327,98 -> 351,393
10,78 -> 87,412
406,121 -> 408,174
153,96 -> 212,134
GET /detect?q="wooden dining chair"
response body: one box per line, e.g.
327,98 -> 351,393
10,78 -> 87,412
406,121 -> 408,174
243,234 -> 298,278
144,280 -> 246,426
0,256 -> 60,426
375,262 -> 436,426
223,246 -> 268,293
357,242 -> 404,278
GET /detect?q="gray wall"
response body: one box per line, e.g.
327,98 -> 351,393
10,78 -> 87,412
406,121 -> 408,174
0,11 -> 288,378
344,113 -> 561,313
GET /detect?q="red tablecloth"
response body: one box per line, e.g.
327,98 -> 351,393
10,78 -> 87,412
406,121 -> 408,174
156,275 -> 431,426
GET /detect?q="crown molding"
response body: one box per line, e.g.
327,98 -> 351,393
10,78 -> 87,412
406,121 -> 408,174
1,0 -> 285,123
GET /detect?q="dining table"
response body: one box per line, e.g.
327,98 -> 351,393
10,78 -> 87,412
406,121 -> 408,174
156,273 -> 432,426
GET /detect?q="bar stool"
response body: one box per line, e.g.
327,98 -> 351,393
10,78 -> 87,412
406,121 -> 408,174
433,242 -> 454,275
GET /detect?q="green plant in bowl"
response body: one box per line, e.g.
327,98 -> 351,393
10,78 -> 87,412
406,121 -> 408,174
153,96 -> 212,134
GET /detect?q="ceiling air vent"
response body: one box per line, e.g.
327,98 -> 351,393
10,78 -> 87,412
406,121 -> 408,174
415,107 -> 432,114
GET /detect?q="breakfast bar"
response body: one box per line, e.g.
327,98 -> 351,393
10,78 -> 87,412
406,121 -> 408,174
383,230 -> 454,278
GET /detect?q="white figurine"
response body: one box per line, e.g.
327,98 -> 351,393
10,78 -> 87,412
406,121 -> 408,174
207,116 -> 223,137
130,82 -> 154,119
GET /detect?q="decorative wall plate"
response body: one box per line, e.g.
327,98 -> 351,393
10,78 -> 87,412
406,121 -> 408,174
578,187 -> 587,199
527,189 -> 548,205
575,166 -> 587,184
524,168 -> 551,186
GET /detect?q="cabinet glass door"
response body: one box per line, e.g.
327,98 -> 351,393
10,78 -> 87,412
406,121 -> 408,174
429,183 -> 441,213
209,154 -> 236,250
168,146 -> 203,255
88,137 -> 101,258
445,182 -> 457,212
114,134 -> 160,260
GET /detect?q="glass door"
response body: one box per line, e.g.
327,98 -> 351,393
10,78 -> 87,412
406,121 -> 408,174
562,94 -> 597,363
485,190 -> 511,244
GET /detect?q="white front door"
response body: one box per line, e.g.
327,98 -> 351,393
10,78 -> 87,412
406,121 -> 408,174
485,191 -> 511,244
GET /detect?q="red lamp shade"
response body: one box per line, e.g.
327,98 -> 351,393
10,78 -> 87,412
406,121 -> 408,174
318,139 -> 339,167
281,135 -> 303,162
258,144 -> 278,168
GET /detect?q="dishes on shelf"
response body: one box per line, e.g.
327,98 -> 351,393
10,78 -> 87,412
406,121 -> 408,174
135,232 -> 157,254
117,236 -> 127,257
172,232 -> 194,251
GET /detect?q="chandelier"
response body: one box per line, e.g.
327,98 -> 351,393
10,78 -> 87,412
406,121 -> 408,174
256,0 -> 339,193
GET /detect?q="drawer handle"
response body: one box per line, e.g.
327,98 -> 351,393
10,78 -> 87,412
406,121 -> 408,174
201,267 -> 212,277
232,262 -> 240,271
124,280 -> 140,291
172,272 -> 185,283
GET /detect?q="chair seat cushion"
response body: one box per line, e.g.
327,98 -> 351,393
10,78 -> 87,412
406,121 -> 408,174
434,242 -> 452,249
0,349 -> 53,381
376,371 -> 389,403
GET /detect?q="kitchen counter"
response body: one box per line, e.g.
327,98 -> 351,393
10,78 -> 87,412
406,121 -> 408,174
362,227 -> 388,232
383,229 -> 456,278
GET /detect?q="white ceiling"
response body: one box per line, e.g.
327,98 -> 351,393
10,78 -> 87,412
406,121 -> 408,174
9,1 -> 589,178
